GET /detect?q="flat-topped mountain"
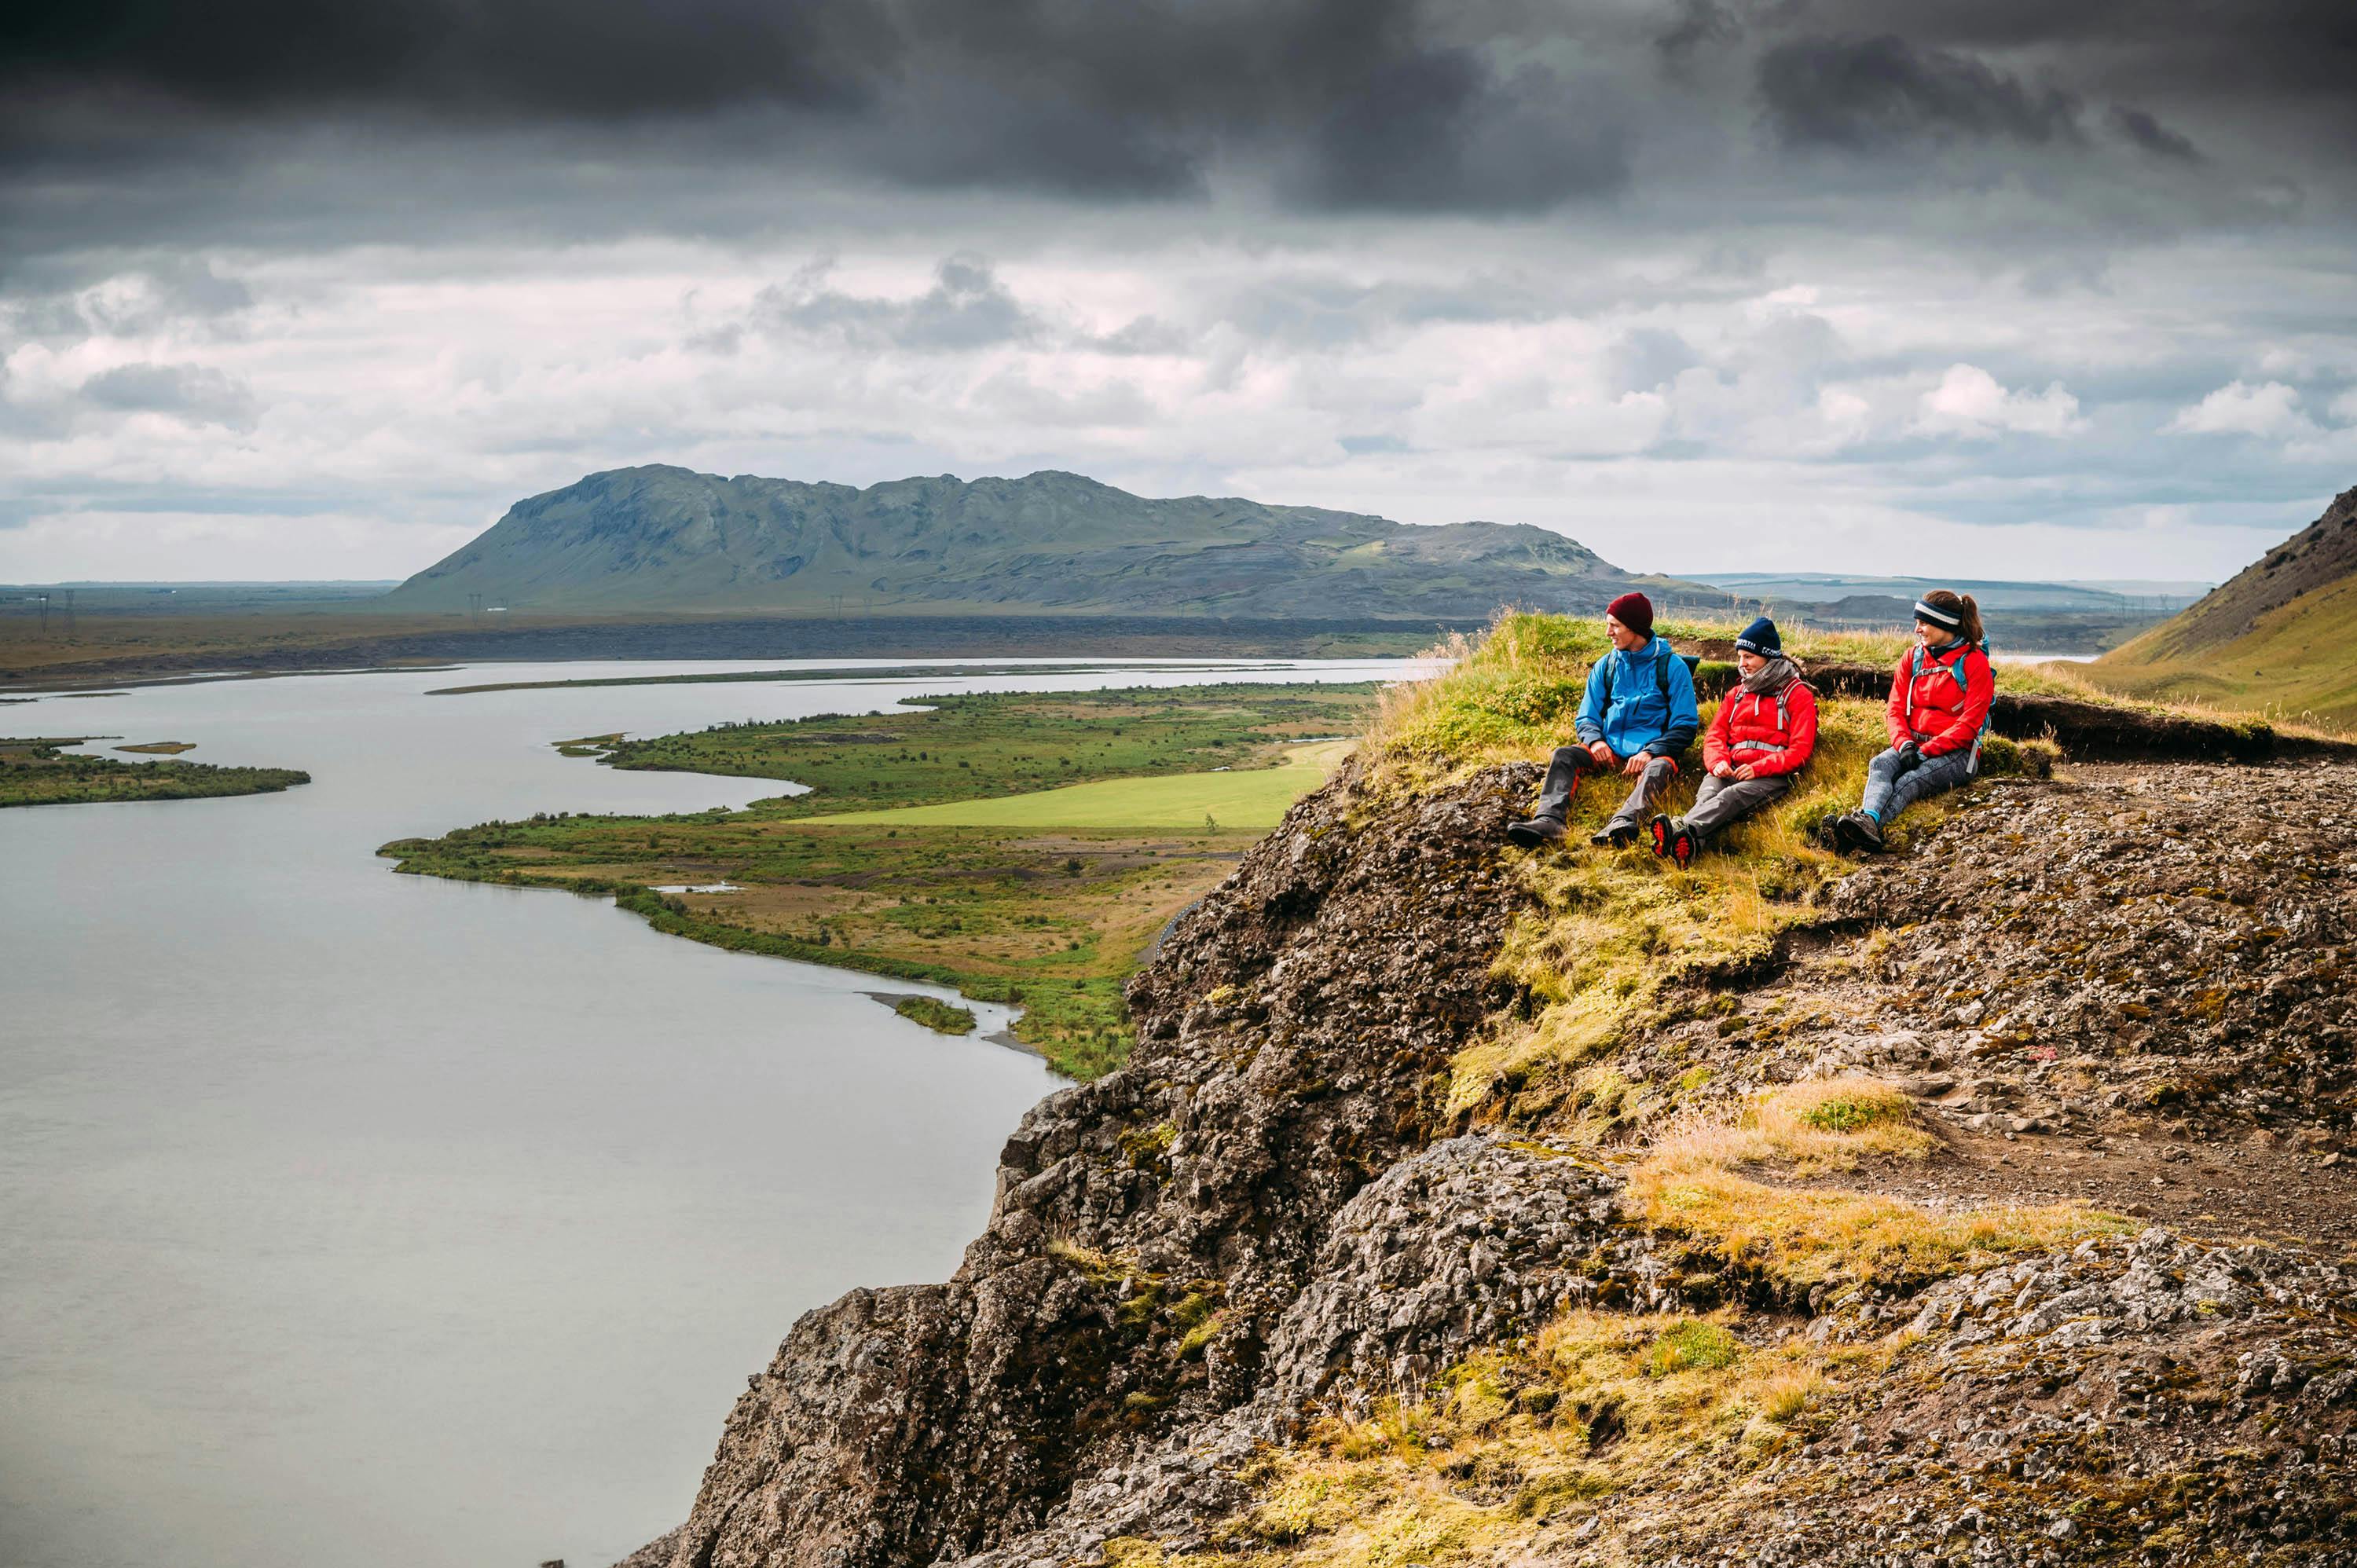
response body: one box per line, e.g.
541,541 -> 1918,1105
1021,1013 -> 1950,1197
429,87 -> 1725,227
384,466 -> 1686,619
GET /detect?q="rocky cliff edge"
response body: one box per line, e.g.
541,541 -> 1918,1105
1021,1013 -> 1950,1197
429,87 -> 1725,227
630,747 -> 2357,1568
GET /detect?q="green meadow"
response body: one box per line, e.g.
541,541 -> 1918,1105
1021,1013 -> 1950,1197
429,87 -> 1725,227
802,739 -> 1351,830
383,683 -> 1383,1076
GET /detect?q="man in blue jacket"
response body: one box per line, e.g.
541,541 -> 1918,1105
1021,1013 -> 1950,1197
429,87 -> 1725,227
1507,592 -> 1700,848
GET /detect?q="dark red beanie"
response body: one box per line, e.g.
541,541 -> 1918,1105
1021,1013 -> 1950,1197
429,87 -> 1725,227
1606,591 -> 1655,636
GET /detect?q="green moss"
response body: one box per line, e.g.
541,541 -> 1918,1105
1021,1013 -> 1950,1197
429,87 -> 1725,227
1640,1321 -> 1743,1378
1795,1094 -> 1904,1134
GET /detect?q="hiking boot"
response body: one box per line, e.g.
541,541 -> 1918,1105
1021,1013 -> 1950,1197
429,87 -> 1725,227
1591,822 -> 1638,848
1647,813 -> 1674,859
1669,822 -> 1698,870
1505,815 -> 1566,848
1834,811 -> 1884,854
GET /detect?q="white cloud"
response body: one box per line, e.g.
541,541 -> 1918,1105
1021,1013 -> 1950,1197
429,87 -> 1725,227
1913,364 -> 2087,438
2165,379 -> 2315,438
2,226 -> 2355,584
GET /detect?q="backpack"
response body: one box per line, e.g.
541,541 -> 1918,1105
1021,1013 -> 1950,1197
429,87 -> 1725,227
1594,642 -> 1699,712
1905,637 -> 1993,765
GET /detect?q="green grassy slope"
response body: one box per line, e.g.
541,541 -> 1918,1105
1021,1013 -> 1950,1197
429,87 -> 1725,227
2087,569 -> 2357,731
2088,482 -> 2357,731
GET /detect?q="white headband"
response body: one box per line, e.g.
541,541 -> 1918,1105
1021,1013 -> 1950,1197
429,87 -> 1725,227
1913,599 -> 1962,628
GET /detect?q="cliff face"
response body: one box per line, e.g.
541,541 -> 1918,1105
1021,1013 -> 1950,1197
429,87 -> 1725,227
635,751 -> 2357,1568
654,762 -> 1542,1566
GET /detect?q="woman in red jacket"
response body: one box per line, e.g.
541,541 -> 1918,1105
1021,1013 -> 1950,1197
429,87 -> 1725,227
1832,589 -> 1993,854
1648,617 -> 1816,869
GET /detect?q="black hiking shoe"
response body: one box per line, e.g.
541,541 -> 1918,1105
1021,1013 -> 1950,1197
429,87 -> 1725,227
1591,823 -> 1637,848
1669,822 -> 1698,870
1506,815 -> 1566,848
1834,811 -> 1885,854
1647,813 -> 1673,859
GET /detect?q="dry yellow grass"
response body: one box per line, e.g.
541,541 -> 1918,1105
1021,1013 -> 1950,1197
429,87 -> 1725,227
1215,1308 -> 1863,1568
1629,1149 -> 2127,1291
1651,1076 -> 1937,1176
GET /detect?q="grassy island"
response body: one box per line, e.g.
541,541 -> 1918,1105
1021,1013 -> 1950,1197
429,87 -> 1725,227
892,995 -> 980,1035
382,683 -> 1380,1077
0,737 -> 311,808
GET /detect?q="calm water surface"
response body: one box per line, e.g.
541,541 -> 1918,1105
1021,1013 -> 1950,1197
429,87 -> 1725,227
0,656 -> 1413,1568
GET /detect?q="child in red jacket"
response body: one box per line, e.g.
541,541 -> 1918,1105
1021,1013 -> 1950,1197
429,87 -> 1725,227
1832,590 -> 1994,854
1648,617 -> 1816,869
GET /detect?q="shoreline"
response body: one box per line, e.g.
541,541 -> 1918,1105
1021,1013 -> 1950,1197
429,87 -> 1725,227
0,612 -> 1468,693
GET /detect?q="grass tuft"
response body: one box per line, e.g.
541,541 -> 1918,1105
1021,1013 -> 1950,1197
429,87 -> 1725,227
1629,1150 -> 2128,1292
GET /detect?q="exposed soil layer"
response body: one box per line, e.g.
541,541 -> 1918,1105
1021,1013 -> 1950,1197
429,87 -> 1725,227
1792,663 -> 2345,760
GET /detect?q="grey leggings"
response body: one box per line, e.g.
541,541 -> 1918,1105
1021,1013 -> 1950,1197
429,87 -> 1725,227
1859,745 -> 1975,823
1683,770 -> 1791,841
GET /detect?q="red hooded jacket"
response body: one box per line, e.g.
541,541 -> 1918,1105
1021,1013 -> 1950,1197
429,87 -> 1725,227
1704,678 -> 1818,779
1886,639 -> 1995,758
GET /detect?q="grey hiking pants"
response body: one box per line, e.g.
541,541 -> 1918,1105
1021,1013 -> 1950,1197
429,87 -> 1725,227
1682,771 -> 1791,841
1534,746 -> 1681,834
1859,745 -> 1975,823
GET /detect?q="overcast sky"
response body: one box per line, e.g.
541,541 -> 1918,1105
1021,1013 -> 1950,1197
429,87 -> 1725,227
3,0 -> 2353,584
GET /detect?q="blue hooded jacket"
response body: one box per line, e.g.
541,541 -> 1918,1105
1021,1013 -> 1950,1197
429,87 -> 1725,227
1574,634 -> 1700,760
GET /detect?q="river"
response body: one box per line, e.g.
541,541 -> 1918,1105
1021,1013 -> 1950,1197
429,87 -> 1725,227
0,656 -> 1413,1568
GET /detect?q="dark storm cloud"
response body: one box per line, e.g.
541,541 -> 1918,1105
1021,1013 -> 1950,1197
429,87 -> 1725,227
1653,0 -> 1740,68
2109,105 -> 2201,162
0,0 -> 894,119
1285,54 -> 1626,211
0,0 -> 1624,214
0,0 -> 2352,258
1758,35 -> 2084,149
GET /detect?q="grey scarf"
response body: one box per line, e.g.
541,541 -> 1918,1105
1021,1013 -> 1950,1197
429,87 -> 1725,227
1740,655 -> 1801,697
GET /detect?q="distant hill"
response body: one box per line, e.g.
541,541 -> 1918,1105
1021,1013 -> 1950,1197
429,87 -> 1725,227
1687,571 -> 2198,654
2090,483 -> 2357,728
383,466 -> 1691,620
1695,572 -> 2203,615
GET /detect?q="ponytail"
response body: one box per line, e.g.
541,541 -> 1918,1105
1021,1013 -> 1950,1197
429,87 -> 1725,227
1919,588 -> 1985,647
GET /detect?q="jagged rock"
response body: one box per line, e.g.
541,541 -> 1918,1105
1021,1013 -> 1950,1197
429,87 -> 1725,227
648,760 -> 1541,1568
1259,1137 -> 1638,1417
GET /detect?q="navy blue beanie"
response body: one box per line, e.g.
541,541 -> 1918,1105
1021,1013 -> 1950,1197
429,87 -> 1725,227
1735,617 -> 1782,655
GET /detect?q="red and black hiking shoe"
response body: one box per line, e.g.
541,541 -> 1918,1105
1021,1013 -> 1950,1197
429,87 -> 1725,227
1669,822 -> 1698,870
1647,813 -> 1673,858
